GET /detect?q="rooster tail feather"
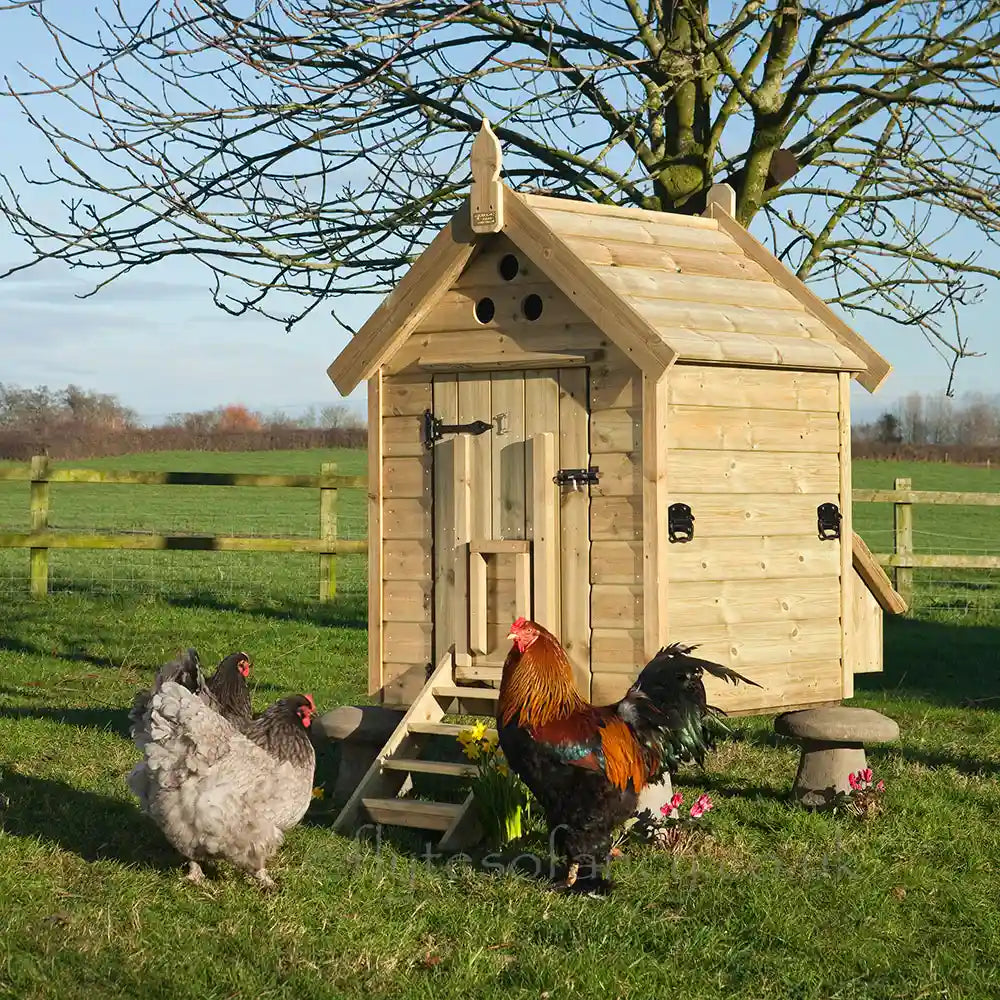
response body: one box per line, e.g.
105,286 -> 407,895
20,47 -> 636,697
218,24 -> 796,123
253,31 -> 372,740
698,659 -> 762,689
621,641 -> 759,777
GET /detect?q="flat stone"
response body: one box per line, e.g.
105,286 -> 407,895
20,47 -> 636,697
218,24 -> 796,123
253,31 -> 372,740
775,707 -> 899,745
316,704 -> 404,744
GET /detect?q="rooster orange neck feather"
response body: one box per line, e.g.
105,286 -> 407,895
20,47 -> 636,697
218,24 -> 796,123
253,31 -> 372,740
499,628 -> 588,728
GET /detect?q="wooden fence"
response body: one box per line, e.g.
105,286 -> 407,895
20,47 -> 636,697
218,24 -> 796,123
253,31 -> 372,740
2,460 -> 998,608
853,476 -> 1000,606
0,457 -> 367,600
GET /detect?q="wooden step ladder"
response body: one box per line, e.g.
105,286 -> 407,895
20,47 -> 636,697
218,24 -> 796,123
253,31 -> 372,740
332,650 -> 501,850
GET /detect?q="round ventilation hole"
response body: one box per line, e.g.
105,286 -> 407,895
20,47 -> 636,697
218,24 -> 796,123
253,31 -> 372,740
498,254 -> 520,281
474,297 -> 496,324
521,293 -> 543,321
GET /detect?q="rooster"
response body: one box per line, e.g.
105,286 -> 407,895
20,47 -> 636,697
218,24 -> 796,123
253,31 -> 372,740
127,671 -> 317,889
498,617 -> 761,894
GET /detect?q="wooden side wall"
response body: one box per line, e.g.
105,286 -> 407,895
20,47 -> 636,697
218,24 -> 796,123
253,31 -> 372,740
589,352 -> 645,693
379,373 -> 434,705
848,567 -> 884,674
590,364 -> 846,715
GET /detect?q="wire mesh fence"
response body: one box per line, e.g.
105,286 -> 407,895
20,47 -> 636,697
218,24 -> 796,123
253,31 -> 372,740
853,501 -> 1000,617
0,454 -> 369,615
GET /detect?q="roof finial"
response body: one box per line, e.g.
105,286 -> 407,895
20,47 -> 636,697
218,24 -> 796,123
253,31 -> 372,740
470,118 -> 503,234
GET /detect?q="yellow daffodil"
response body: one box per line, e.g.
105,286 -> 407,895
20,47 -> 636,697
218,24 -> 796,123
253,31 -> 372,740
483,733 -> 499,753
311,786 -> 325,800
497,762 -> 509,777
463,742 -> 482,760
468,720 -> 488,743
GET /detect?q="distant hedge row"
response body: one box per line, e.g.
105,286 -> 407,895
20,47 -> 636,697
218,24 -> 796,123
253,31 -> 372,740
852,442 -> 998,465
0,425 -> 367,460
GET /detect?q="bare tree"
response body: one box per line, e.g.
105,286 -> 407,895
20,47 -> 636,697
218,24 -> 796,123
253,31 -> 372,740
2,1 -> 1000,388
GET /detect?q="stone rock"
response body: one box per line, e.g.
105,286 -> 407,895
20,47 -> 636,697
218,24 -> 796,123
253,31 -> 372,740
315,704 -> 404,743
774,706 -> 899,744
775,706 -> 899,809
316,705 -> 405,803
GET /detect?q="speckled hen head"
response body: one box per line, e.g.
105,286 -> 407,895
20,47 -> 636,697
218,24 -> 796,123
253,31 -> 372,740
506,617 -> 543,653
293,694 -> 316,728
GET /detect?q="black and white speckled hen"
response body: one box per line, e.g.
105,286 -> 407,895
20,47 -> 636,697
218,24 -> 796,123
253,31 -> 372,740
127,665 -> 316,889
129,648 -> 252,736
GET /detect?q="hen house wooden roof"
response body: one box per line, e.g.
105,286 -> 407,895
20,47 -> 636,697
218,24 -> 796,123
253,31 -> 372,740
328,187 -> 890,395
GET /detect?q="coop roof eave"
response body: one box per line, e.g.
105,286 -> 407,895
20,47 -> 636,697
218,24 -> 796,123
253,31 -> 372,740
327,199 -> 480,396
705,204 -> 892,394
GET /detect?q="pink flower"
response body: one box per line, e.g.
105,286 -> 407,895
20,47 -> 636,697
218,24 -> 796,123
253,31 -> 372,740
876,780 -> 885,792
848,772 -> 860,790
660,791 -> 684,817
861,768 -> 874,785
689,796 -> 712,819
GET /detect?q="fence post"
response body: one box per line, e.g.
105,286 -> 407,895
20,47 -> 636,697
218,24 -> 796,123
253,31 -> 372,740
892,476 -> 913,606
319,462 -> 338,601
29,454 -> 50,598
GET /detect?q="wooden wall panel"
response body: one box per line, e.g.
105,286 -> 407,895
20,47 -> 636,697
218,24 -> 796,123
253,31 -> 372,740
848,569 -> 884,674
668,451 -> 840,495
380,370 -> 436,696
588,362 -> 643,681
669,365 -> 839,411
668,406 -> 839,453
669,535 -> 841,582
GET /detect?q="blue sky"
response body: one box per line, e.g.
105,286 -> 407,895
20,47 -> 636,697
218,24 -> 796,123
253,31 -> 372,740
0,5 -> 995,426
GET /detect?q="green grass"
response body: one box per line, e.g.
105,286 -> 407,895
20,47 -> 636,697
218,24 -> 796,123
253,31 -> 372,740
853,459 -> 1000,615
0,449 -> 369,605
1,451 -> 1000,999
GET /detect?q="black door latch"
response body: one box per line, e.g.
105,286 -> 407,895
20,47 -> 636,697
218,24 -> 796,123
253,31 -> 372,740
554,467 -> 600,491
817,502 -> 841,540
422,409 -> 492,448
668,502 -> 695,543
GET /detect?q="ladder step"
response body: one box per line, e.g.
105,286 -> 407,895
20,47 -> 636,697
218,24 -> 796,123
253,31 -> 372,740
361,797 -> 464,831
434,684 -> 500,701
382,757 -> 478,778
408,722 -> 498,738
454,664 -> 503,683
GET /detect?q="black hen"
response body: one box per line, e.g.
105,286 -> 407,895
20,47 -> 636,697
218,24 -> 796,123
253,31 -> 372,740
206,651 -> 253,730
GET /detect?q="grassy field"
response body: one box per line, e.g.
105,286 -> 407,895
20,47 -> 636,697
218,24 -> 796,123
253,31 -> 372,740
0,449 -> 369,605
1,450 -> 1000,999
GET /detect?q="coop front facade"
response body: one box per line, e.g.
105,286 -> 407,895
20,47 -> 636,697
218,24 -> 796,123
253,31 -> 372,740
328,126 -> 902,716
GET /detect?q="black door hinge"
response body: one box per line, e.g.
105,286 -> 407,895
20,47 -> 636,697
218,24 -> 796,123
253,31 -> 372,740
817,502 -> 842,540
668,502 -> 695,543
554,467 -> 600,491
422,409 -> 492,449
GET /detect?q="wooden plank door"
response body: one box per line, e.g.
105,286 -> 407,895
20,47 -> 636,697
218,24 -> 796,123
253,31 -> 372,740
430,370 -> 591,689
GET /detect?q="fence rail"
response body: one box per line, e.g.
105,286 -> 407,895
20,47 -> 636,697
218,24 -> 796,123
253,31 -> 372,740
855,476 -> 1000,606
0,456 -> 367,600
3,459 -> 997,609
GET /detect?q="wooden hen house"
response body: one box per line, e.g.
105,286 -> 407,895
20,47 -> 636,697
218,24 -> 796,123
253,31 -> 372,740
327,120 -> 906,728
